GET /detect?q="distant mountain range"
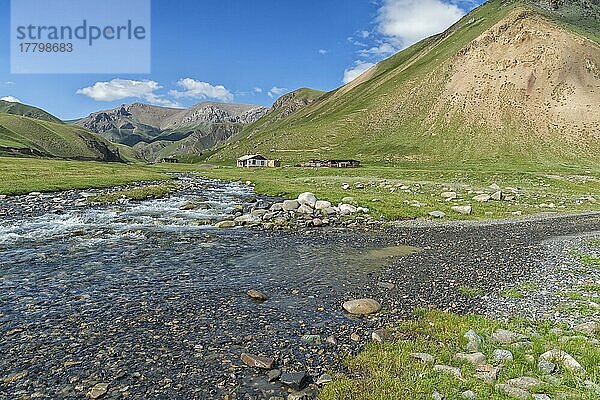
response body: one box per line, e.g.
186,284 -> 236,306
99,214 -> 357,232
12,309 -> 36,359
71,102 -> 268,162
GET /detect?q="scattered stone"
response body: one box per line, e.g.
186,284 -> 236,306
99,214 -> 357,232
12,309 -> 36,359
507,376 -> 542,390
270,203 -> 284,211
473,194 -> 491,202
475,364 -> 501,383
311,218 -> 323,227
491,191 -> 503,201
339,204 -> 357,215
455,352 -> 486,366
342,298 -> 381,315
240,353 -> 274,369
325,335 -> 337,345
441,192 -> 458,200
461,390 -> 477,399
377,282 -> 395,290
3,370 -> 28,384
282,200 -> 300,211
341,197 -> 354,204
574,322 -> 597,335
429,211 -> 446,218
314,200 -> 331,210
350,332 -> 360,342
180,202 -> 200,210
537,359 -> 556,374
214,220 -> 236,229
297,193 -> 317,208
371,328 -> 394,344
267,369 -> 282,382
410,352 -> 435,363
279,371 -> 308,391
301,335 -> 321,345
316,373 -> 332,385
490,329 -> 528,345
495,384 -> 531,400
452,205 -> 472,215
464,329 -> 484,352
432,391 -> 445,400
88,383 -> 109,399
493,349 -> 514,363
434,364 -> 463,380
341,183 -> 350,190
539,349 -> 585,373
297,204 -> 314,214
489,183 -> 501,191
247,289 -> 267,301
525,355 -> 535,363
532,395 -> 550,400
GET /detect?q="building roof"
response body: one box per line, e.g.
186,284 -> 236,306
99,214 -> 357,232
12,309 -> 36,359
237,154 -> 267,161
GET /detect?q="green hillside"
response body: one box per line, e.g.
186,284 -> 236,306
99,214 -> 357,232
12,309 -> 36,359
0,100 -> 62,123
0,113 -> 123,162
211,0 -> 600,169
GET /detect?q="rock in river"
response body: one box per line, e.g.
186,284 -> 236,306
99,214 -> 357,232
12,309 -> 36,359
247,289 -> 267,301
342,298 -> 381,315
280,371 -> 308,391
240,353 -> 274,369
297,192 -> 317,208
88,383 -> 109,399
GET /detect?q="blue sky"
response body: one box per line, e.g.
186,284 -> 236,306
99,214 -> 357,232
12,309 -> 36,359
0,0 -> 482,120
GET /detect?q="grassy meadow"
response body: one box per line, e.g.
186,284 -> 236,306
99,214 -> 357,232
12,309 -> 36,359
319,309 -> 600,400
1,156 -> 598,221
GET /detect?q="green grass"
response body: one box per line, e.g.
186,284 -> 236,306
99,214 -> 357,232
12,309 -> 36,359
569,250 -> 600,269
319,309 -> 600,400
86,185 -> 176,204
1,158 -> 598,223
458,286 -> 484,298
0,157 -> 175,195
193,164 -> 600,221
499,282 -> 539,299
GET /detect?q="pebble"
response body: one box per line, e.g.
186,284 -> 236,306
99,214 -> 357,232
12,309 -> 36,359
247,289 -> 268,301
493,349 -> 514,362
454,352 -> 486,366
342,298 -> 381,315
539,349 -> 585,373
240,353 -> 274,369
495,384 -> 530,400
279,371 -> 308,391
371,328 -> 394,344
410,352 -> 435,363
461,390 -> 477,399
88,383 -> 109,399
434,364 -> 463,380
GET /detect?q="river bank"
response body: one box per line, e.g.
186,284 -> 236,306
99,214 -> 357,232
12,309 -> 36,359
0,177 -> 598,399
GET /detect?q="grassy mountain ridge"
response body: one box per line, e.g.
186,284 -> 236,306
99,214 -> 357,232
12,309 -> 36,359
0,100 -> 62,123
210,0 -> 600,168
0,113 -> 123,162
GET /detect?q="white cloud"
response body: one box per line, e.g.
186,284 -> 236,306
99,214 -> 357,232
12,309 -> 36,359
318,49 -> 328,55
1,96 -> 22,103
358,42 -> 398,57
77,79 -> 161,102
376,0 -> 464,48
170,78 -> 234,103
76,79 -> 182,107
360,30 -> 370,38
1,82 -> 15,85
342,61 -> 375,84
253,87 -> 263,93
268,86 -> 288,99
